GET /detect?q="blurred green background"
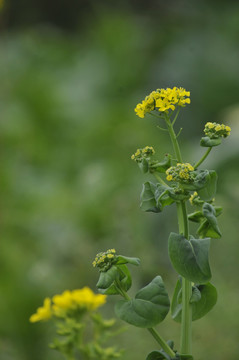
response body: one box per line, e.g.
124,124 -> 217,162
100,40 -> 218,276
1,0 -> 239,359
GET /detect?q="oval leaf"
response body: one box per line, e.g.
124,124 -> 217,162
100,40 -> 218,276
171,280 -> 217,322
168,233 -> 211,284
115,276 -> 170,328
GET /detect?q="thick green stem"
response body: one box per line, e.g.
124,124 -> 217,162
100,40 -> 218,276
165,116 -> 192,355
194,147 -> 212,169
147,328 -> 175,358
177,201 -> 192,355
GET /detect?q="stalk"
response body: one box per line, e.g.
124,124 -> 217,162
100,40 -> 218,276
147,328 -> 175,358
194,147 -> 212,169
165,114 -> 192,355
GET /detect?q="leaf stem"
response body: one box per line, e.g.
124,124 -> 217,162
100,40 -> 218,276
194,147 -> 212,169
147,328 -> 176,358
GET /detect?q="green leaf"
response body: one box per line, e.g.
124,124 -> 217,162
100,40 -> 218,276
155,185 -> 175,208
197,220 -> 221,239
97,265 -> 132,295
116,255 -> 140,266
200,136 -> 222,147
168,233 -> 211,284
202,203 -> 221,237
197,170 -> 217,201
190,286 -> 201,304
150,154 -> 172,173
115,276 -> 170,328
138,158 -> 149,173
171,280 -> 217,322
97,266 -> 119,290
188,211 -> 204,223
140,182 -> 162,213
146,350 -> 171,360
168,188 -> 190,201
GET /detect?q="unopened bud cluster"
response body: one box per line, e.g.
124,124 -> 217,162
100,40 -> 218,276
204,122 -> 231,138
92,249 -> 116,272
131,146 -> 155,162
166,163 -> 194,182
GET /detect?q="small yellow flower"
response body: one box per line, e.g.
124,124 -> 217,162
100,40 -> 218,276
189,192 -> 198,205
166,174 -> 173,181
135,87 -> 190,118
215,125 -> 222,131
52,290 -> 73,309
71,287 -> 106,311
30,298 -> 52,323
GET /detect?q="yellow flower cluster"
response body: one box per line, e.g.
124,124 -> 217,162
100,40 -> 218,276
30,287 -> 106,323
204,122 -> 231,138
135,87 -> 190,118
92,249 -> 116,272
166,163 -> 194,182
131,146 -> 155,162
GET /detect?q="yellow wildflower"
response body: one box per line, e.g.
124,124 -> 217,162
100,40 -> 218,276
135,87 -> 190,118
30,298 -> 52,323
71,287 -> 106,311
52,287 -> 106,316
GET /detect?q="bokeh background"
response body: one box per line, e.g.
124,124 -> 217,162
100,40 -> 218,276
1,0 -> 239,359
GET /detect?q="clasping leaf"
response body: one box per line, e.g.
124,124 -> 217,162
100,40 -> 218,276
171,279 -> 217,322
115,276 -> 170,328
168,233 -> 211,284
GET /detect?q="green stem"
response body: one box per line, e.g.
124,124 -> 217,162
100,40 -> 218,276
147,328 -> 175,358
165,115 -> 182,163
194,147 -> 212,169
165,116 -> 192,356
154,173 -> 168,186
178,201 -> 192,355
114,280 -> 131,300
